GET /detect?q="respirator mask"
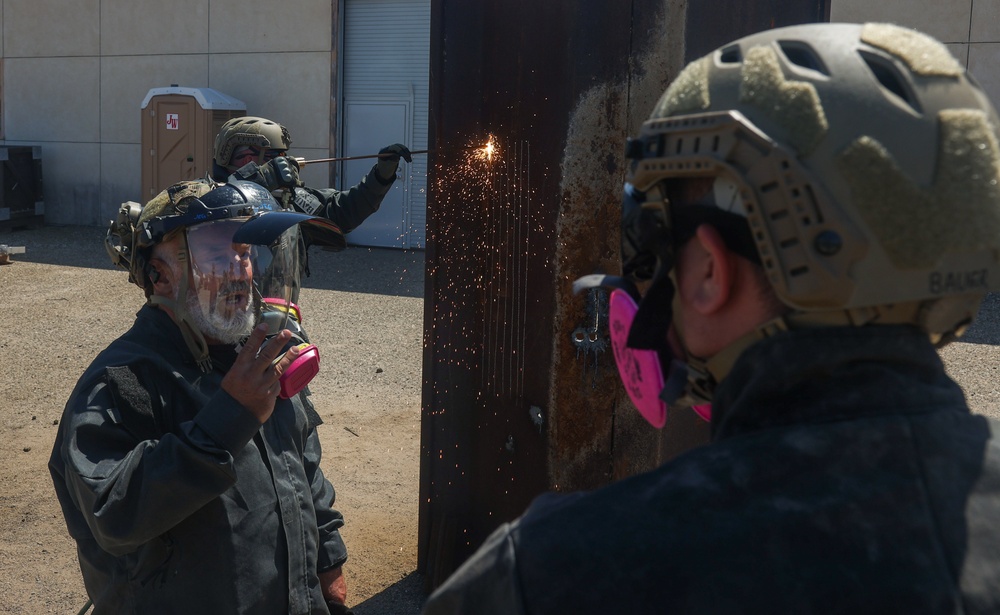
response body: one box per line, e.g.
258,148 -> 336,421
576,176 -> 758,427
232,209 -> 345,398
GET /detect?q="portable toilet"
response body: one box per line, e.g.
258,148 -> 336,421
140,85 -> 246,200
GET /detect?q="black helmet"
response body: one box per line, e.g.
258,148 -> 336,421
106,179 -> 280,296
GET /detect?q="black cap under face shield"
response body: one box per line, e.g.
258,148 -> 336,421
137,180 -> 279,252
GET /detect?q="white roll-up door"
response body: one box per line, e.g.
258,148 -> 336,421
341,0 -> 430,249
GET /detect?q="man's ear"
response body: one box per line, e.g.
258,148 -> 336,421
688,224 -> 736,315
147,258 -> 174,297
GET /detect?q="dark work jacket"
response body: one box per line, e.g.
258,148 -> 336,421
210,162 -> 393,235
289,165 -> 393,234
423,325 -> 1000,614
281,164 -> 392,305
49,305 -> 346,615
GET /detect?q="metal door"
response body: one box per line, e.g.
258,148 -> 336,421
340,0 -> 431,248
342,100 -> 410,247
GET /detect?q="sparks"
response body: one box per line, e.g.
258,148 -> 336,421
472,135 -> 498,163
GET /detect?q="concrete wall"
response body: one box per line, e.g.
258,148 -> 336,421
831,0 -> 1000,105
4,0 -> 991,229
0,0 -> 337,226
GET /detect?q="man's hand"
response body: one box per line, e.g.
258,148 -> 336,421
255,156 -> 302,191
221,324 -> 300,423
320,565 -> 349,613
376,143 -> 413,182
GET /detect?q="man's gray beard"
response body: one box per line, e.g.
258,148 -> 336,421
184,288 -> 256,345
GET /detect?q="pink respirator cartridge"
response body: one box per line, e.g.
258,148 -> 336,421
278,343 -> 321,399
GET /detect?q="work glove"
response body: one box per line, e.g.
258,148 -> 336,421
253,156 -> 302,191
375,143 -> 413,183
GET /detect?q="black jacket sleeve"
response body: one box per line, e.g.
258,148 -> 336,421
422,522 -> 528,615
289,165 -> 394,233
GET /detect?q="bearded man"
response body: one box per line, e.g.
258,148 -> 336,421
50,180 -> 354,614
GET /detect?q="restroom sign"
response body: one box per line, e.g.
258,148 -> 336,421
165,113 -> 179,130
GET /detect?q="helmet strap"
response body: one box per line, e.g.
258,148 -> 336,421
148,294 -> 213,373
146,240 -> 213,373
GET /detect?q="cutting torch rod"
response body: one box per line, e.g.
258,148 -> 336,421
295,145 -> 481,166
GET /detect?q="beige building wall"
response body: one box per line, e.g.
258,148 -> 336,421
4,1 -> 998,228
0,0 -> 337,226
831,0 -> 1000,105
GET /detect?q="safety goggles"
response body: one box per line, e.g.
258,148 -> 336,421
232,146 -> 287,167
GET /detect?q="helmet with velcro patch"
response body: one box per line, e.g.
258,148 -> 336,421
625,21 -> 1000,345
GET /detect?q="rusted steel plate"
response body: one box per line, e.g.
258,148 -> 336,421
420,0 -> 829,590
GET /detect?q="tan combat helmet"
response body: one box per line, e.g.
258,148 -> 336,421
626,22 -> 1000,347
105,181 -> 217,296
213,116 -> 293,171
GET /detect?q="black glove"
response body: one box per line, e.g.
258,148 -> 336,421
376,143 -> 413,183
255,156 -> 302,191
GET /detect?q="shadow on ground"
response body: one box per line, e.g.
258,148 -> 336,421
306,244 -> 425,298
956,293 -> 1000,345
353,572 -> 427,615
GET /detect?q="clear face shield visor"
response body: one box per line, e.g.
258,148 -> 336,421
608,183 -> 699,427
184,218 -> 301,335
607,177 -> 759,426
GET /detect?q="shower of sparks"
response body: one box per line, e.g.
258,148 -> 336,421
425,133 -> 553,410
462,134 -> 499,166
423,132 -> 553,549
381,138 -> 499,249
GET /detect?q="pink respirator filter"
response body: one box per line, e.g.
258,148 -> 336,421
608,289 -> 710,426
278,344 -> 320,399
608,290 -> 668,427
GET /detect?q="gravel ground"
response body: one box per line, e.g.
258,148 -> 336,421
0,225 -> 427,614
2,224 -> 999,613
939,292 -> 1000,420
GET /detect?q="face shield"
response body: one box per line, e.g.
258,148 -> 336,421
229,210 -> 345,398
136,179 -> 344,373
607,182 -> 695,427
573,182 -> 686,428
182,218 -> 300,344
230,209 -> 345,336
181,212 -> 319,396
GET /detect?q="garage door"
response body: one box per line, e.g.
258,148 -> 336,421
341,0 -> 431,249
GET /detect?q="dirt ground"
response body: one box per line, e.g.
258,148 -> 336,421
0,225 -> 427,614
4,225 -> 1000,614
